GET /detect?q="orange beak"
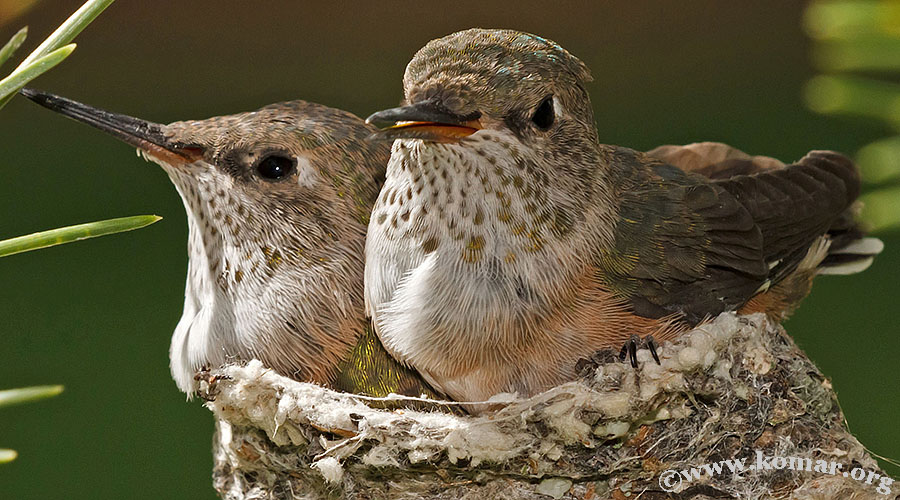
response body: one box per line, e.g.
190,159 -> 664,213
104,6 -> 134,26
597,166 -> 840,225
366,98 -> 482,143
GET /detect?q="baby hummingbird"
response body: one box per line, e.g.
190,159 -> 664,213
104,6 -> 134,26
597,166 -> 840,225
364,29 -> 883,406
22,88 -> 435,399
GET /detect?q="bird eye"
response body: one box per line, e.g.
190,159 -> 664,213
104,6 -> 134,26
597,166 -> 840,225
531,95 -> 555,130
255,154 -> 295,180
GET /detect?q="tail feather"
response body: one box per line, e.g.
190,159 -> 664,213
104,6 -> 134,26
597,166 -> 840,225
655,142 -> 884,297
818,236 -> 883,275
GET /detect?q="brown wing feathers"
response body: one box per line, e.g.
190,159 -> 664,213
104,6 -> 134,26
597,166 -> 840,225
607,147 -> 861,325
713,151 -> 859,282
603,152 -> 767,323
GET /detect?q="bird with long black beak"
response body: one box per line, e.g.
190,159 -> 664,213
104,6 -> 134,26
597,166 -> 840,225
21,88 -> 439,399
363,28 -> 884,409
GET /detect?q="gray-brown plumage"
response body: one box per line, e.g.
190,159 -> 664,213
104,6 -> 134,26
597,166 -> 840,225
363,29 -> 882,407
22,89 -> 436,399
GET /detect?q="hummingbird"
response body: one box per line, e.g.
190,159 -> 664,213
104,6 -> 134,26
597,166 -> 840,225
21,88 -> 438,399
363,29 -> 883,406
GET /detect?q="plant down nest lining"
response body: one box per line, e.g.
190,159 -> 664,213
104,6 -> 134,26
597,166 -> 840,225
205,313 -> 895,500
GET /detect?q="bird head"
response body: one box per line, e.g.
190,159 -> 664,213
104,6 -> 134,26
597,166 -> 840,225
367,28 -> 598,149
22,89 -> 387,392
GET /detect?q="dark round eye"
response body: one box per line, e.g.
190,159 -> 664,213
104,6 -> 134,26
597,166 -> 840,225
531,95 -> 555,130
255,154 -> 295,180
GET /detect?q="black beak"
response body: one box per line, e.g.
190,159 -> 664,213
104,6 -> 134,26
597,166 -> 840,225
365,97 -> 482,143
20,88 -> 203,164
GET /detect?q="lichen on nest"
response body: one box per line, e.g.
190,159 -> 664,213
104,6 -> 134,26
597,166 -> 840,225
206,313 -> 896,499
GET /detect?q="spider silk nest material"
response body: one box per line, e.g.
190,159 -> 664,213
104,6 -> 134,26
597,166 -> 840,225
205,313 -> 897,500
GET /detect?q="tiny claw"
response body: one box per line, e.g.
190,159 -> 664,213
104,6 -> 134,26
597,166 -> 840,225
619,334 -> 641,368
646,335 -> 661,365
619,334 -> 660,368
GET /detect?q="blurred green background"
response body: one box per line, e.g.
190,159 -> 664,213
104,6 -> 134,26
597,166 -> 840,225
1,1 -> 898,498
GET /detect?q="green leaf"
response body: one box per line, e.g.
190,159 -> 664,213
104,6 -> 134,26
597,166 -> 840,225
0,44 -> 75,102
858,136 -> 900,185
804,75 -> 900,128
0,27 -> 28,69
813,38 -> 900,72
804,0 -> 900,41
861,185 -> 900,232
0,385 -> 64,408
0,449 -> 17,464
15,0 -> 114,69
0,0 -> 115,109
0,215 -> 162,258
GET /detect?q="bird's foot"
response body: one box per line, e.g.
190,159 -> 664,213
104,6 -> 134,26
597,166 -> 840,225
575,335 -> 662,377
194,366 -> 232,401
619,334 -> 661,368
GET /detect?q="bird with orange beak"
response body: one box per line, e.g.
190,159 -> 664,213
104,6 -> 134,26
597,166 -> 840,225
364,29 -> 883,408
22,88 -> 438,400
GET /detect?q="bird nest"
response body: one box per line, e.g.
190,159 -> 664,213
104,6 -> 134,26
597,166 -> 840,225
204,313 -> 895,499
